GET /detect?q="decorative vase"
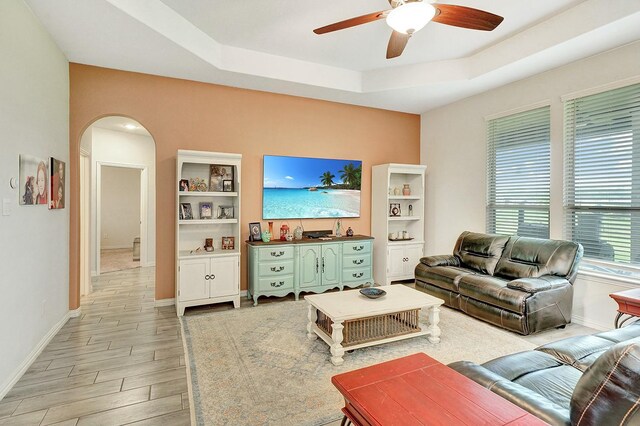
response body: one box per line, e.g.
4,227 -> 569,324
403,184 -> 411,196
294,226 -> 303,240
268,221 -> 274,236
346,227 -> 354,237
261,231 -> 271,243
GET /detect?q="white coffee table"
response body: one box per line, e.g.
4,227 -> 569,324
305,285 -> 443,365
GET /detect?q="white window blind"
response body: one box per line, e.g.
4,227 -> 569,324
564,82 -> 640,266
487,106 -> 551,238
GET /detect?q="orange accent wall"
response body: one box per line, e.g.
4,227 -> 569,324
69,64 -> 420,308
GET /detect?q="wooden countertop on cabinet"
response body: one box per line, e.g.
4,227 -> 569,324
246,235 -> 374,246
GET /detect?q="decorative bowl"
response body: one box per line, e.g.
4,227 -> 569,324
359,288 -> 386,299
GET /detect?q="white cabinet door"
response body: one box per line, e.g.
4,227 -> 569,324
388,246 -> 405,278
210,256 -> 239,298
404,245 -> 424,275
179,259 -> 209,302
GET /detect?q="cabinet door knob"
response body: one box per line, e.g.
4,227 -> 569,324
322,257 -> 325,273
316,258 -> 319,274
270,266 -> 284,272
271,251 -> 285,257
354,245 -> 364,251
353,259 -> 363,265
211,274 -> 215,280
352,272 -> 364,278
205,274 -> 210,280
270,281 -> 284,288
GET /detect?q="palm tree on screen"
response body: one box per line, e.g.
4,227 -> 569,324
320,171 -> 335,187
340,163 -> 362,190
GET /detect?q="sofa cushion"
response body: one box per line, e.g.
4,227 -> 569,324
570,337 -> 640,426
453,231 -> 510,275
482,350 -> 563,381
481,350 -> 581,411
494,236 -> 581,281
595,321 -> 640,343
414,263 -> 475,292
448,361 -> 571,426
458,274 -> 528,314
515,365 -> 582,411
536,335 -> 615,372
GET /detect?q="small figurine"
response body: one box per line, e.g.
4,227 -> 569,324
346,227 -> 354,237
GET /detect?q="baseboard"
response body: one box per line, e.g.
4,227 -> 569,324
155,298 -> 175,307
0,309 -> 74,400
91,270 -> 97,277
146,261 -> 156,267
240,290 -> 247,297
69,307 -> 82,318
572,315 -> 609,331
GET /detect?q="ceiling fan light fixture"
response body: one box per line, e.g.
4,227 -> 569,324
386,2 -> 436,35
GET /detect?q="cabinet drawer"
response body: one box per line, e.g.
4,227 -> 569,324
343,241 -> 371,255
258,275 -> 294,292
258,260 -> 294,277
343,254 -> 371,269
258,246 -> 294,261
342,268 -> 371,283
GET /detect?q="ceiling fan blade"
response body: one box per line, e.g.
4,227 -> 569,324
386,31 -> 410,59
432,4 -> 503,31
314,10 -> 388,34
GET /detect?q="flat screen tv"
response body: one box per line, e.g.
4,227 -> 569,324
263,155 -> 362,219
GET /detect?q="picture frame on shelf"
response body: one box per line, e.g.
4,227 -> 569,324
249,222 -> 262,242
179,179 -> 189,191
218,205 -> 234,219
199,202 -> 213,219
189,177 -> 208,192
180,202 -> 193,220
210,164 -> 234,192
221,236 -> 235,250
223,179 -> 233,192
389,203 -> 401,217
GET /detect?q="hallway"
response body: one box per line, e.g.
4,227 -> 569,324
0,268 -> 190,425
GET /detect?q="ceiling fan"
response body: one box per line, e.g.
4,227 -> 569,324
313,0 -> 504,59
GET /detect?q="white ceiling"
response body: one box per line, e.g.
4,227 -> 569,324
92,116 -> 151,136
25,0 -> 640,113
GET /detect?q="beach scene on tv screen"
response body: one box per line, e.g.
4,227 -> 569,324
263,155 -> 362,219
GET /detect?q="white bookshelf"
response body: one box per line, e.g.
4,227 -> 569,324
175,150 -> 241,315
372,164 -> 427,286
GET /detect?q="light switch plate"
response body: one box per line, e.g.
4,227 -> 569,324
2,198 -> 11,216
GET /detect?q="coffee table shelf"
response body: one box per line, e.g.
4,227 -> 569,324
306,285 -> 443,365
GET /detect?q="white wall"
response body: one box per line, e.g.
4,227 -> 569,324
0,0 -> 69,397
100,166 -> 141,250
89,127 -> 155,273
421,41 -> 640,330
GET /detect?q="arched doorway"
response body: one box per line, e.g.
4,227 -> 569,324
78,116 -> 156,297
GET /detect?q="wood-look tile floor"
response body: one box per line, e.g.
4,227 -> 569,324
0,267 -> 190,426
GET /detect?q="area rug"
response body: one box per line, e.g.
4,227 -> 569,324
181,299 -> 536,426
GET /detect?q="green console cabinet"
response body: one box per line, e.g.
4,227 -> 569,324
247,235 -> 373,306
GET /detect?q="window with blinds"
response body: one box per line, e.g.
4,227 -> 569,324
487,106 -> 551,238
564,82 -> 640,268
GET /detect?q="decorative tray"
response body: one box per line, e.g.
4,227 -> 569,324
359,288 -> 386,299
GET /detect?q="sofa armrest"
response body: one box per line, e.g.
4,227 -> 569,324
449,361 -> 571,426
419,255 -> 460,267
507,276 -> 570,293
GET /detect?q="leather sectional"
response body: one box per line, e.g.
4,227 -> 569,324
449,323 -> 640,425
415,231 -> 583,335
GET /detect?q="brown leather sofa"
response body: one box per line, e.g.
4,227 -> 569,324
449,323 -> 640,425
415,231 -> 583,335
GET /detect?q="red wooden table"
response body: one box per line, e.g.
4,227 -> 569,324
332,352 -> 547,426
610,288 -> 640,328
